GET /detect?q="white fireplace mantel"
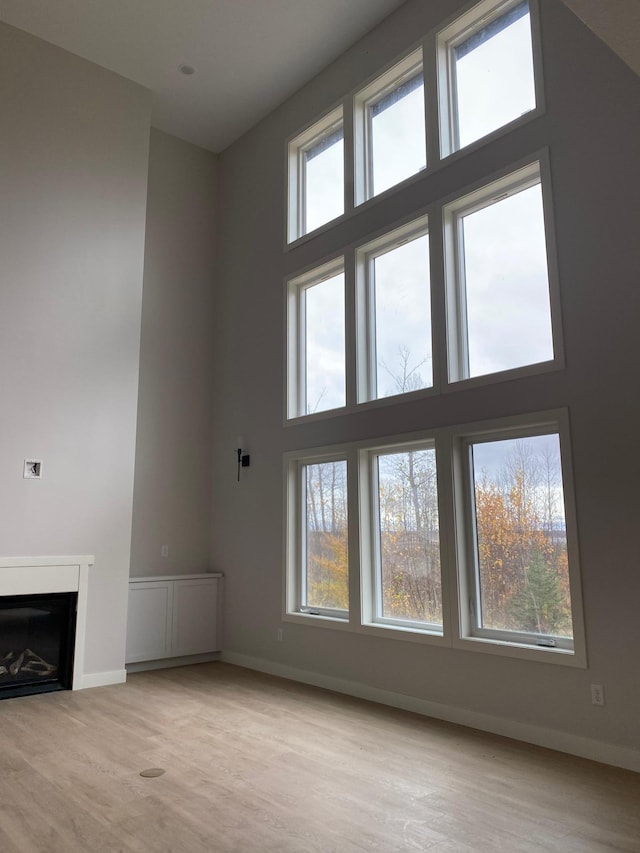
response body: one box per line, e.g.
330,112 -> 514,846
0,555 -> 94,690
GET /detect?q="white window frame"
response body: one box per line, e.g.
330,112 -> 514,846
355,215 -> 435,404
353,48 -> 426,206
283,413 -> 585,664
282,2 -> 585,668
437,0 -> 544,159
359,438 -> 445,636
450,410 -> 587,667
443,153 -> 563,387
286,256 -> 346,420
287,106 -> 345,243
284,449 -> 351,624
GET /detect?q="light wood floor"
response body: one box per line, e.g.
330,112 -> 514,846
0,663 -> 638,852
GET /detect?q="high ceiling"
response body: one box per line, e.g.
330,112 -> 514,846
0,0 -> 407,152
0,0 -> 638,153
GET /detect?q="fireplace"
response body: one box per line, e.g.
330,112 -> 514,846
0,592 -> 77,699
0,556 -> 93,695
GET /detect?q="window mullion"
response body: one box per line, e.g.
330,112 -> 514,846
299,463 -> 308,611
455,215 -> 470,381
346,451 -> 361,628
370,454 -> 383,621
427,204 -> 446,395
464,442 -> 482,633
423,33 -> 440,165
342,96 -> 355,219
367,255 -> 377,401
299,288 -> 307,417
344,251 -> 357,410
434,431 -> 456,645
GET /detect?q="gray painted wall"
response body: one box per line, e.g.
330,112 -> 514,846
212,0 -> 640,752
130,129 -> 218,578
0,24 -> 150,675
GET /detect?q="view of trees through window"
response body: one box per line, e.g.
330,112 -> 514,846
287,1 -> 581,657
376,448 -> 442,625
472,434 -> 572,638
304,461 -> 348,611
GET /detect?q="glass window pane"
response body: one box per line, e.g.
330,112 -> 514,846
461,182 -> 553,378
369,73 -> 426,197
304,461 -> 349,611
471,433 -> 573,638
376,449 -> 442,625
372,234 -> 432,399
304,127 -> 344,234
304,272 -> 345,414
454,1 -> 535,150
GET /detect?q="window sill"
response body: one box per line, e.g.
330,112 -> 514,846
452,634 -> 586,668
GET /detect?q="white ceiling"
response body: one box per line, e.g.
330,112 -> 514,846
1,1 -> 638,154
0,0 -> 407,152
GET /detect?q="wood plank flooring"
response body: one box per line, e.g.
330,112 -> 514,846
0,662 -> 638,852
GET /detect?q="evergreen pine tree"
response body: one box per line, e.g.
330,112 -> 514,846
508,549 -> 566,635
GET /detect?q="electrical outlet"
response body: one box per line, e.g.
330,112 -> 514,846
591,683 -> 605,706
23,459 -> 43,479
161,545 -> 169,558
277,628 -> 284,642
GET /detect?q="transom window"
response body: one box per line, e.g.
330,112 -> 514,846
354,49 -> 426,203
287,1 -> 542,243
438,0 -> 537,155
288,107 -> 344,241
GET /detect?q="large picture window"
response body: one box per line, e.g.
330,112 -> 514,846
285,414 -> 584,664
444,160 -> 557,382
453,414 -> 584,662
283,1 -> 583,666
467,432 -> 571,642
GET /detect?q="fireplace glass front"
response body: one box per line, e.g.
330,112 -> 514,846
0,592 -> 77,699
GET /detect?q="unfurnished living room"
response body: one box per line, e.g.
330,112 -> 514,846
1,0 -> 639,850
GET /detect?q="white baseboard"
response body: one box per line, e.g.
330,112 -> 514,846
220,651 -> 640,775
126,651 -> 221,673
80,669 -> 127,689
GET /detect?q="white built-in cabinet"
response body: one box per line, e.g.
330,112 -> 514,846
126,573 -> 223,664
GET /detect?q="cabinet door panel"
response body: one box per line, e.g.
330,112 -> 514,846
172,579 -> 220,656
126,582 -> 173,662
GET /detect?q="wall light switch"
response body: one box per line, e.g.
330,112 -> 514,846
23,459 -> 43,479
161,545 -> 169,558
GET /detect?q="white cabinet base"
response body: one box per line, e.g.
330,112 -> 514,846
126,573 -> 223,666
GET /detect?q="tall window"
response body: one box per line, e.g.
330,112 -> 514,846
444,161 -> 555,382
357,218 -> 432,401
302,460 -> 349,616
287,260 -> 346,418
366,443 -> 442,630
283,1 -> 584,666
460,425 -> 576,650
